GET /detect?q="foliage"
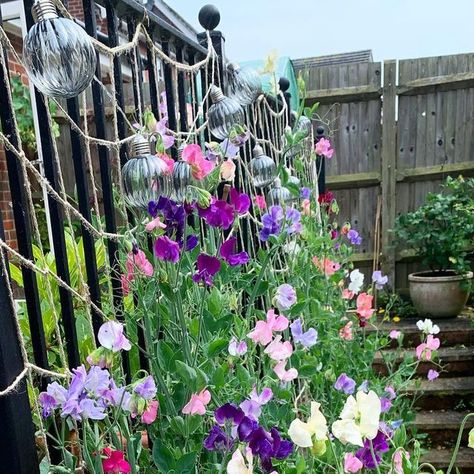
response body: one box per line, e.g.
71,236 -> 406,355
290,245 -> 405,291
392,176 -> 474,274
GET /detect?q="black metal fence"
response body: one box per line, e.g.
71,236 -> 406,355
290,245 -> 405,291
0,1 -> 306,471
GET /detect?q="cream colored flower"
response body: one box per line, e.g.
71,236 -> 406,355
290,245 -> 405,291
468,427 -> 474,449
227,447 -> 253,474
332,390 -> 381,447
288,401 -> 328,448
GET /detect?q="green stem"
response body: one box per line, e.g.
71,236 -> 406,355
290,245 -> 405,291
446,413 -> 474,474
193,286 -> 207,366
369,439 -> 382,474
175,287 -> 192,365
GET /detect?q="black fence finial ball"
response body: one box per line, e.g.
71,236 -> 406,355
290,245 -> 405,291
316,125 -> 325,137
198,4 -> 220,31
278,77 -> 290,93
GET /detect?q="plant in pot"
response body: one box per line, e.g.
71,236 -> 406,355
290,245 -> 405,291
393,176 -> 474,318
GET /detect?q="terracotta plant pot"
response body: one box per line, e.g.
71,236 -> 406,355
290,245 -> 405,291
408,270 -> 473,318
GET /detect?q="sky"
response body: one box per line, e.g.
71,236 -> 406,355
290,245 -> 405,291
168,0 -> 474,63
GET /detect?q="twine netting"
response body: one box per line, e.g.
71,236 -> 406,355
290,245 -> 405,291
0,0 -> 317,464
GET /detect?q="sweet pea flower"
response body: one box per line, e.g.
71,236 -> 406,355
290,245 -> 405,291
182,388 -> 211,416
390,449 -> 410,474
220,237 -> 249,266
334,373 -> 357,395
145,215 -> 167,233
220,160 -> 236,181
288,401 -> 328,447
300,187 -> 311,199
192,253 -> 221,286
339,321 -> 354,341
301,198 -> 311,216
182,144 -> 215,180
332,390 -> 381,447
416,319 -> 440,335
344,453 -> 363,473
273,360 -> 298,382
264,335 -> 293,361
372,270 -> 388,290
342,289 -> 355,300
247,309 -> 288,346
154,235 -> 180,263
290,318 -> 318,348
348,269 -> 364,294
157,153 -> 174,174
416,334 -> 440,361
228,337 -> 248,356
134,376 -> 157,400
427,369 -> 439,381
356,293 -> 375,320
98,321 -> 131,352
227,447 -> 254,474
347,229 -> 362,245
254,195 -> 266,210
389,330 -> 402,340
355,430 -> 389,469
312,257 -> 341,276
126,249 -> 154,277
239,387 -> 273,421
315,137 -> 334,159
141,400 -> 159,424
102,448 -> 132,474
273,284 -> 297,312
229,188 -> 251,215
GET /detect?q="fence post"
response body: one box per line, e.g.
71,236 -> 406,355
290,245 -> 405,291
381,60 -> 397,284
0,216 -> 39,474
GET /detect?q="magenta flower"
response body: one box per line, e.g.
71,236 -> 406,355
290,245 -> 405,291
273,284 -> 297,312
334,373 -> 356,394
229,188 -> 251,215
314,137 -> 334,158
98,321 -> 132,352
182,144 -> 215,180
192,253 -> 221,286
228,337 -> 248,356
198,199 -> 235,229
154,235 -> 180,263
220,237 -> 249,266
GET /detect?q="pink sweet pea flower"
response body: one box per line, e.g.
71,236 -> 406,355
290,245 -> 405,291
344,453 -> 363,473
141,400 -> 159,424
182,144 -> 215,180
145,215 -> 167,233
102,448 -> 132,474
98,321 -> 132,352
264,336 -> 293,361
157,153 -> 174,175
312,256 -> 341,276
415,335 -> 440,361
339,321 -> 354,341
342,289 -> 355,300
121,274 -> 132,296
390,450 -> 410,474
254,195 -> 266,210
247,309 -> 289,346
182,388 -> 211,416
314,138 -> 334,159
356,293 -> 375,320
302,198 -> 311,216
126,249 -> 154,277
273,360 -> 298,382
389,330 -> 402,340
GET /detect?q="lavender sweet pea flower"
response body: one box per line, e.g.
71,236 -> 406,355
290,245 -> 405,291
347,229 -> 362,245
285,207 -> 302,235
228,337 -> 248,356
78,398 -> 107,420
334,373 -> 356,394
273,284 -> 297,312
98,321 -> 132,353
84,366 -> 111,396
372,270 -> 388,290
290,318 -> 318,348
220,138 -> 240,158
380,397 -> 392,413
220,237 -> 249,266
154,235 -> 180,263
38,392 -> 57,418
300,187 -> 311,199
358,380 -> 370,393
259,205 -> 284,241
67,365 -> 87,398
103,381 -> 132,411
240,400 -> 263,421
192,253 -> 221,286
204,425 -> 233,451
134,376 -> 157,400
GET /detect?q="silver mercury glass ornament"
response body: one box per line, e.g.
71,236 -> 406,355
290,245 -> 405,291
227,62 -> 262,106
23,0 -> 97,99
171,145 -> 194,203
287,113 -> 313,160
208,85 -> 245,140
250,145 -> 277,188
268,178 -> 291,206
122,134 -> 171,210
285,168 -> 300,202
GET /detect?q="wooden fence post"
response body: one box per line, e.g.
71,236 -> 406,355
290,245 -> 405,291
381,60 -> 397,284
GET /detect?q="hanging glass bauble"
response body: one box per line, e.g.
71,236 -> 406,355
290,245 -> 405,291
208,85 -> 245,140
227,62 -> 262,106
268,178 -> 291,206
285,168 -> 300,202
122,134 -> 171,210
250,145 -> 277,188
171,146 -> 196,203
23,0 -> 97,99
287,113 -> 313,160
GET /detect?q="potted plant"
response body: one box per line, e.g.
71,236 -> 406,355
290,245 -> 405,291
393,176 -> 474,318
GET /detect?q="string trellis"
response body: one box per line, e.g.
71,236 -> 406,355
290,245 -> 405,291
0,0 -> 303,464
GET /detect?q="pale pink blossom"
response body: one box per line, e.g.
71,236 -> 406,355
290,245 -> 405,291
98,321 -> 132,352
416,335 -> 440,361
247,309 -> 289,346
182,388 -> 211,416
126,249 -> 154,277
314,138 -> 334,159
264,336 -> 293,361
342,289 -> 355,300
273,360 -> 298,382
220,160 -> 236,181
301,198 -> 311,216
390,449 -> 410,474
141,400 -> 158,424
389,330 -> 402,340
339,321 -> 354,341
145,215 -> 167,233
356,293 -> 374,320
182,144 -> 215,180
344,453 -> 363,473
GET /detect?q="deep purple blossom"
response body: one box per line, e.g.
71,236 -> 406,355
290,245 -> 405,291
134,376 -> 157,400
355,430 -> 389,469
290,318 -> 318,348
185,234 -> 199,251
214,403 -> 245,426
238,416 -> 259,441
204,425 -> 233,451
38,393 -> 57,418
334,373 -> 356,394
220,237 -> 249,266
154,235 -> 180,263
347,229 -> 362,245
248,426 -> 293,472
149,196 -> 186,242
192,253 -> 221,286
198,199 -> 235,229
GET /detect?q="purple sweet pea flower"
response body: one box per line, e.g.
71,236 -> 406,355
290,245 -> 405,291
372,270 -> 388,290
285,207 -> 302,235
228,337 -> 248,356
198,199 -> 235,229
204,425 -> 233,451
290,318 -> 318,348
229,188 -> 251,215
134,376 -> 157,400
238,416 -> 260,441
38,392 -> 57,418
300,187 -> 311,199
220,237 -> 249,266
240,387 -> 273,421
355,430 -> 389,469
380,397 -> 392,413
68,365 -> 87,398
84,366 -> 111,396
273,284 -> 297,312
259,205 -> 284,241
185,234 -> 199,251
78,397 -> 107,420
220,138 -> 240,159
384,385 -> 396,400
358,380 -> 370,393
214,403 -> 245,426
192,253 -> 221,286
248,426 -> 293,472
102,381 -> 132,411
154,235 -> 180,263
427,369 -> 439,381
334,373 -> 356,394
347,229 -> 362,245
148,196 -> 186,242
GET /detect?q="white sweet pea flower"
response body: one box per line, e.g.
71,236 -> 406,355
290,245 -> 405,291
283,240 -> 301,255
288,401 -> 328,448
227,447 -> 253,474
416,318 -> 440,335
348,269 -> 364,294
332,390 -> 381,447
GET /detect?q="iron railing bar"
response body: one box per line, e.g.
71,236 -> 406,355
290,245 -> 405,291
146,32 -> 160,120
176,44 -> 188,133
162,37 -> 178,159
127,16 -> 144,125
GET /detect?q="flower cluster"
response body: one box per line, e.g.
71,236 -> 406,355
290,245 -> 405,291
259,205 -> 302,242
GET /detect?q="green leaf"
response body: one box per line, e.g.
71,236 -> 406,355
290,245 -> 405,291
175,360 -> 197,383
296,455 -> 307,474
152,439 -> 175,473
175,452 -> 197,474
206,338 -> 228,357
170,416 -> 186,436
